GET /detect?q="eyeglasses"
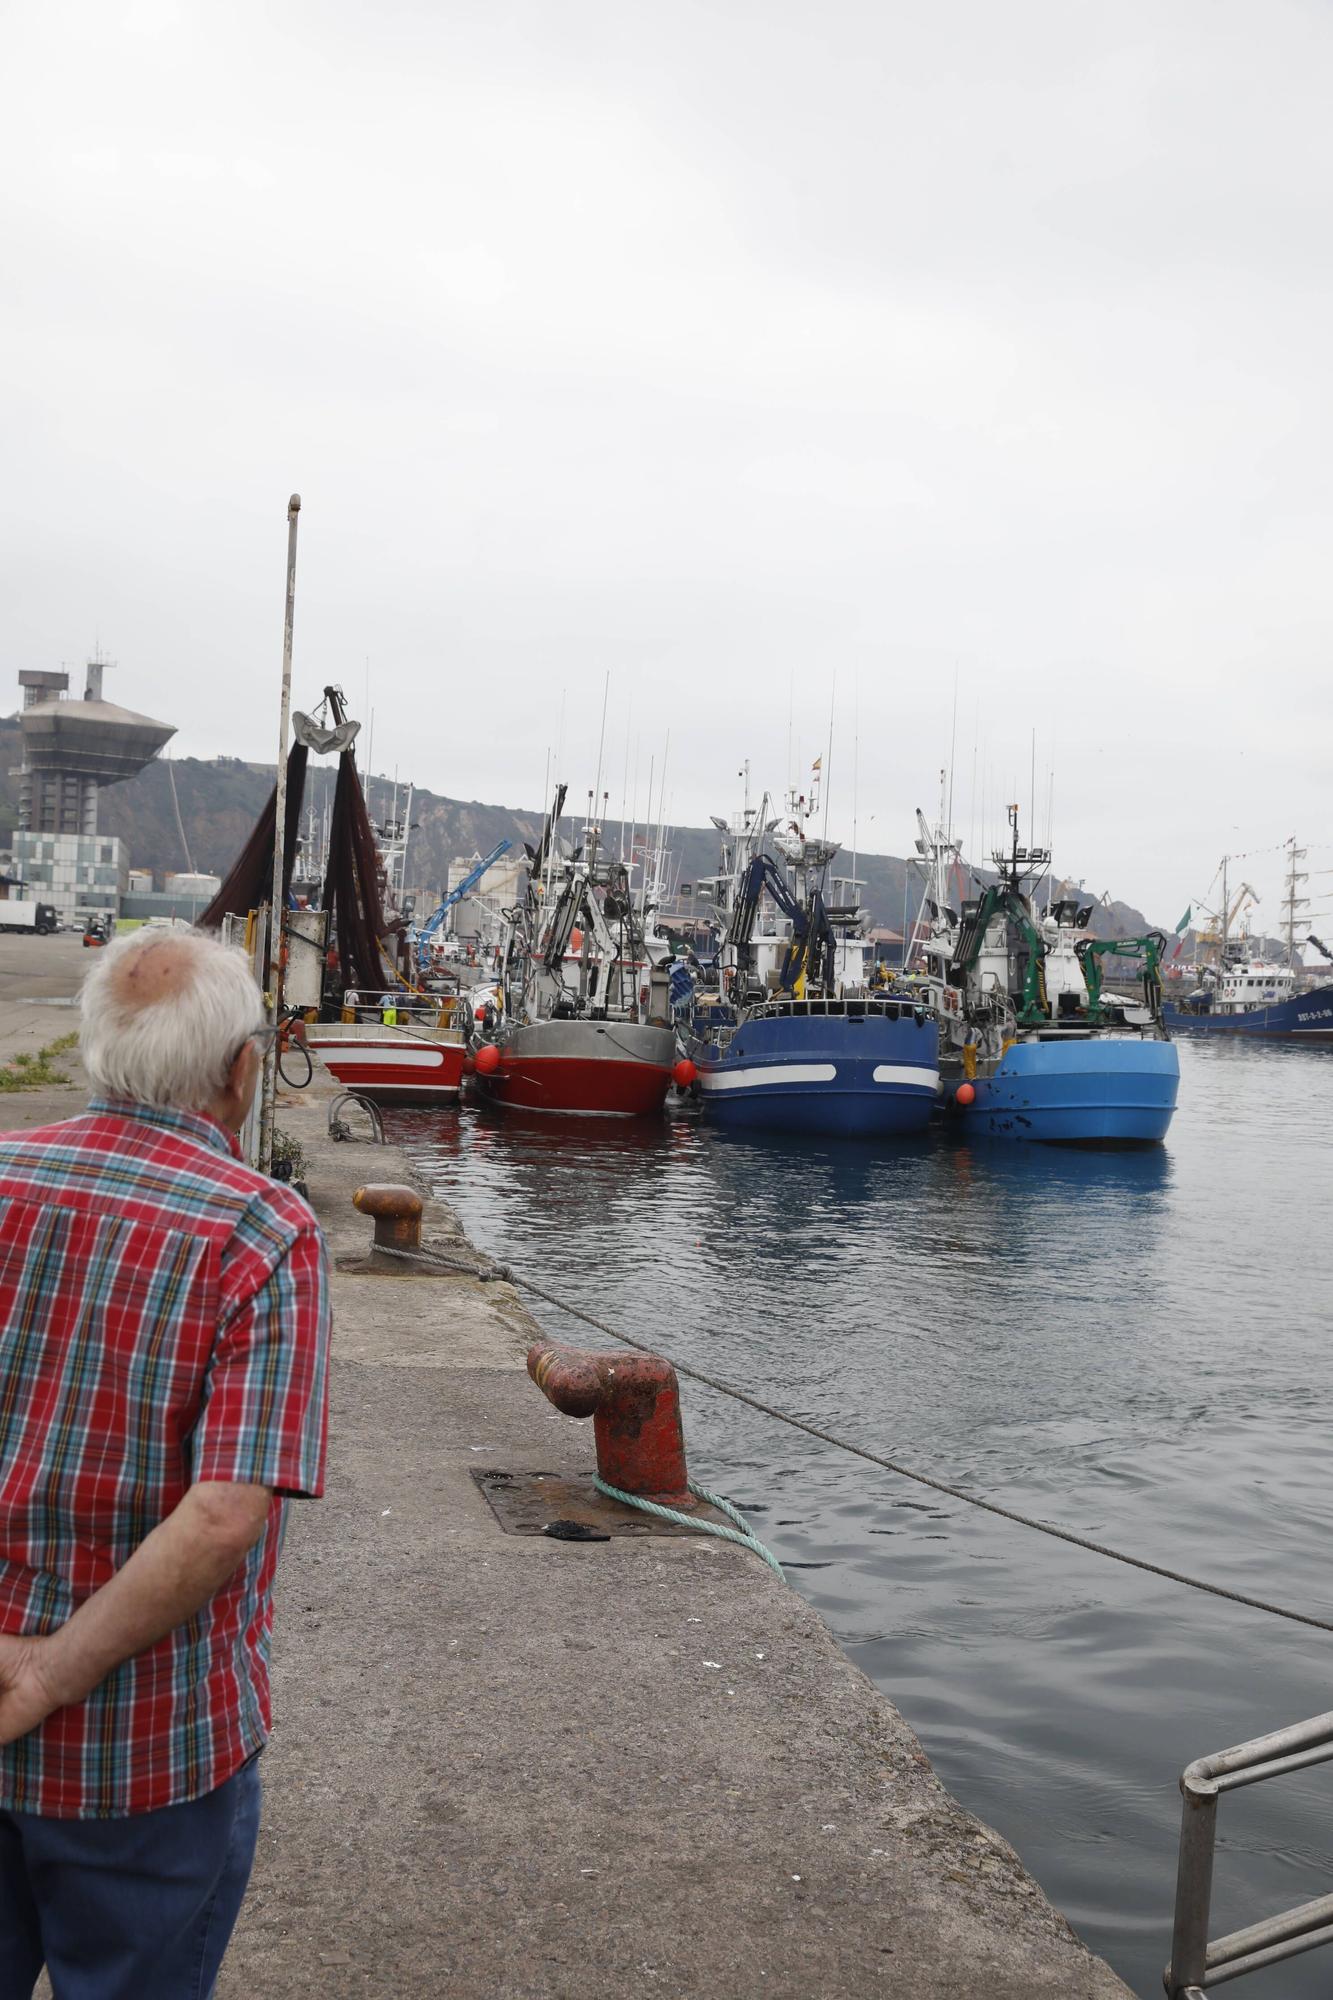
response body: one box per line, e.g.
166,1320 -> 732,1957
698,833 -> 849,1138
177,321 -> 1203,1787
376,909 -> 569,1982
226,1023 -> 280,1069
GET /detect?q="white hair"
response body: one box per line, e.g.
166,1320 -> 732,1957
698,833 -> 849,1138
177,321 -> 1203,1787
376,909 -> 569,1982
80,927 -> 266,1111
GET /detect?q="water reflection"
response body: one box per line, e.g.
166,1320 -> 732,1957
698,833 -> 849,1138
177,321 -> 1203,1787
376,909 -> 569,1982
390,1037 -> 1332,1999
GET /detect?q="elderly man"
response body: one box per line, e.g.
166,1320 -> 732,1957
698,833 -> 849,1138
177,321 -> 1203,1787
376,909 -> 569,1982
0,927 -> 330,1999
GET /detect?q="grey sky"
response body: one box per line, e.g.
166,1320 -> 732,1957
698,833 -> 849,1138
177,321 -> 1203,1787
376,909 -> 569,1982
4,0 -> 1331,931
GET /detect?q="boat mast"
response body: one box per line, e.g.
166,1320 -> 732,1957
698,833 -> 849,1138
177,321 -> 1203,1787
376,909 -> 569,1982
1283,838 -> 1308,968
1220,854 -> 1229,967
259,492 -> 301,1177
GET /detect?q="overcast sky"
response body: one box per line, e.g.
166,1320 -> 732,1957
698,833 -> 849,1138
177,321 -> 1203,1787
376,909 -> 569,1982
4,0 -> 1331,931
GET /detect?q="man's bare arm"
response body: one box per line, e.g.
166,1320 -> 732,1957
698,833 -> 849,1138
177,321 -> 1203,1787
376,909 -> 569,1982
0,1481 -> 273,1746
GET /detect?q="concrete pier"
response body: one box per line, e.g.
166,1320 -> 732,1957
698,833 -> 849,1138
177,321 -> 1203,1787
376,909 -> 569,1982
0,937 -> 1132,1998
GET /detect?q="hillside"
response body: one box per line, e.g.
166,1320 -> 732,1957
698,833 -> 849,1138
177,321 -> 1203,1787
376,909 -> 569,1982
0,720 -> 1157,941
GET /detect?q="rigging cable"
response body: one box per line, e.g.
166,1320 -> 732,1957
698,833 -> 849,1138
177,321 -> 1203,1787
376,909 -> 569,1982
373,1240 -> 1333,1635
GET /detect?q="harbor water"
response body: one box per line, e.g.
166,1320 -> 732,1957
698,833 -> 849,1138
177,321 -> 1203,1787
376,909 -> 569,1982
396,1037 -> 1333,2000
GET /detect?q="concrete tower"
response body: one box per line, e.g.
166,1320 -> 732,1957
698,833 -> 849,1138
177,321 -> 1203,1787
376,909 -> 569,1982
13,661 -> 176,925
18,661 -> 174,835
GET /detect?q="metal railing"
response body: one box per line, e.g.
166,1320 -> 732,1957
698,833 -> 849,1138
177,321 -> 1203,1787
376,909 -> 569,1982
1166,1709 -> 1333,1993
745,996 -> 920,1023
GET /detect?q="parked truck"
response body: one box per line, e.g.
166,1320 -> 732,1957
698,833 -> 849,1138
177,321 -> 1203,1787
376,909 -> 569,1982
0,900 -> 59,935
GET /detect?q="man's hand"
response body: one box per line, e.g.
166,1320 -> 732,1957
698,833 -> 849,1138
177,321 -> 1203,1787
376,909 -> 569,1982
0,1632 -> 65,1746
0,1483 -> 273,1743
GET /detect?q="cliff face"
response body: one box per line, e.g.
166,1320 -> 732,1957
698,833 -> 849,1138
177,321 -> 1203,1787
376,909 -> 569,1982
0,719 -> 1156,940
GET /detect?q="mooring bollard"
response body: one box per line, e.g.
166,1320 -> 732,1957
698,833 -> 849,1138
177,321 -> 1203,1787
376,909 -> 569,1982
527,1340 -> 696,1507
353,1182 -> 424,1252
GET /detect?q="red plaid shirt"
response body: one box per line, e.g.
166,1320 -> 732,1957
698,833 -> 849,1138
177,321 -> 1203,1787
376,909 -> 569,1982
0,1099 -> 330,1818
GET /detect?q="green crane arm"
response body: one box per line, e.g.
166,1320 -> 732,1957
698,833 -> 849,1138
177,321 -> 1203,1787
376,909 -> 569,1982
1074,933 -> 1167,1023
949,885 -> 1049,1027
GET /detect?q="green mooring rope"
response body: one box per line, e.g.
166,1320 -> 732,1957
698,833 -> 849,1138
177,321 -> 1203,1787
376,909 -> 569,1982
593,1475 -> 784,1578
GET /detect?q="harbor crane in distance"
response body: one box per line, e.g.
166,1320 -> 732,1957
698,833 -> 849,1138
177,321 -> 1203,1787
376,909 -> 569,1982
415,841 -> 513,975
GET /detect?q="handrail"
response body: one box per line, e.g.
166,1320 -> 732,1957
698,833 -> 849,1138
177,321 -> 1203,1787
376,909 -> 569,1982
1166,1710 -> 1333,1993
744,996 -> 915,1023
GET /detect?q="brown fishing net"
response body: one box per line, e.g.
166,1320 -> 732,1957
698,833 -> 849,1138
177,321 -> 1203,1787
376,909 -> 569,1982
200,741 -> 402,998
199,744 -> 308,930
320,752 -> 405,993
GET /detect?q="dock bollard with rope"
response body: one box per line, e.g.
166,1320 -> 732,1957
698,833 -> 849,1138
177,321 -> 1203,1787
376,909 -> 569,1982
352,1182 -> 424,1251
526,1340 -> 783,1574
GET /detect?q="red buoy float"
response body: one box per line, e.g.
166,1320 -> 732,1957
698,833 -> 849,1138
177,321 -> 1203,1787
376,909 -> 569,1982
955,1081 -> 976,1107
672,1058 -> 697,1089
475,1043 -> 502,1075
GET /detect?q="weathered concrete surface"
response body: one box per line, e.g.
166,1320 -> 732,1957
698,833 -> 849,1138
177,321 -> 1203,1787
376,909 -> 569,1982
0,932 -> 87,1063
0,946 -> 1132,1998
218,1077 -> 1132,2000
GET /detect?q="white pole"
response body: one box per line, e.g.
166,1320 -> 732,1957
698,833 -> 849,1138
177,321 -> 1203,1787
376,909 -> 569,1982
258,493 -> 301,1176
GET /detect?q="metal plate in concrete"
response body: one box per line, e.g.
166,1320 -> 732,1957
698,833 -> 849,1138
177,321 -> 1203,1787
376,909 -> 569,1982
472,1468 -> 727,1540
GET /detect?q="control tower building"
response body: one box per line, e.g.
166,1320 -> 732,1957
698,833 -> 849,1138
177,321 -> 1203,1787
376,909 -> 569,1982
13,661 -> 175,925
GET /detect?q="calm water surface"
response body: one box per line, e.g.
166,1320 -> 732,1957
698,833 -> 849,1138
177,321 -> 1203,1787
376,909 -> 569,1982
394,1037 -> 1332,1999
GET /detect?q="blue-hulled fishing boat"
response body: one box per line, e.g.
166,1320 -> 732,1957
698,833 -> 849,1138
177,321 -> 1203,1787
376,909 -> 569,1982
911,802 -> 1179,1146
680,785 -> 938,1137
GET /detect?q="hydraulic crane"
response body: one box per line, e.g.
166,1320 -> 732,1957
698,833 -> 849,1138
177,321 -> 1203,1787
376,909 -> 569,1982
1075,932 -> 1168,1024
948,882 -> 1050,1028
727,853 -> 837,997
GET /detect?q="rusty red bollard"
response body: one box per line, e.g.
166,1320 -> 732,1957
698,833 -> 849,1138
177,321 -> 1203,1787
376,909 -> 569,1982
527,1341 -> 696,1509
353,1182 -> 423,1251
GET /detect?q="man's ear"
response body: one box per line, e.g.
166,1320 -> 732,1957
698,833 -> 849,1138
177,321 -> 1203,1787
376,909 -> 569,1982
225,1039 -> 259,1106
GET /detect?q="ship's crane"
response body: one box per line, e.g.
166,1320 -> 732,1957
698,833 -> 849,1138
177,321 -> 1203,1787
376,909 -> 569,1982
949,882 -> 1050,1028
1075,933 -> 1168,1023
727,853 -> 836,996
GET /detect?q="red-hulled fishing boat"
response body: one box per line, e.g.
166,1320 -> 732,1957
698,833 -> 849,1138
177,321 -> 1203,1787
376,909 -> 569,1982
470,785 -> 683,1119
471,1015 -> 676,1116
304,996 -> 467,1105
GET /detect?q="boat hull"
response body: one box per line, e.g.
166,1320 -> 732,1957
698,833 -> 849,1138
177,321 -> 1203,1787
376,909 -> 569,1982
950,1037 -> 1179,1145
690,1003 -> 939,1137
305,1027 -> 466,1105
1163,985 -> 1333,1040
472,1018 -> 677,1117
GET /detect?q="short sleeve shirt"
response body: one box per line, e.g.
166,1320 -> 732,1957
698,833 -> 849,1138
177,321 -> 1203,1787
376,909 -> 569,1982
0,1099 -> 330,1818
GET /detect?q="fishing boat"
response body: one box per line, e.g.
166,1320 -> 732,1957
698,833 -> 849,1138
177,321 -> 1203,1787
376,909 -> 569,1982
1162,846 -> 1333,1040
680,783 -> 938,1137
1165,961 -> 1333,1039
204,687 -> 468,1105
469,786 -> 679,1117
302,992 -> 467,1104
911,800 -> 1178,1145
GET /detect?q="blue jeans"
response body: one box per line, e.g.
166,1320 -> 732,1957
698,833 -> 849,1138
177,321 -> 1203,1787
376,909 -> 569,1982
0,1756 -> 261,2000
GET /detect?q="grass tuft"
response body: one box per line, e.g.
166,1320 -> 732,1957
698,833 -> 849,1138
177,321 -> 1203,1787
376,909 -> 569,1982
0,1031 -> 79,1092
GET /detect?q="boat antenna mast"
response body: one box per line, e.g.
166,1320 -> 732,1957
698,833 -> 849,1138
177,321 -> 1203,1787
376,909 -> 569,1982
992,802 -> 1049,894
906,767 -> 959,969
